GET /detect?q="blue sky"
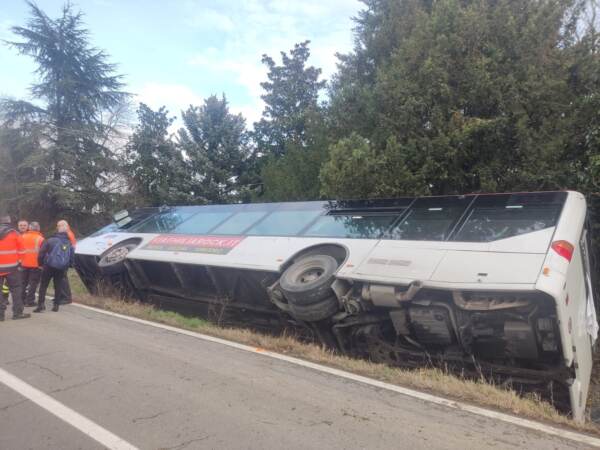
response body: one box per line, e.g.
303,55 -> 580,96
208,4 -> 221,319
0,0 -> 362,126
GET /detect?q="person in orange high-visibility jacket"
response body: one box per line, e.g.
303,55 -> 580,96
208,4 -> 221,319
58,220 -> 75,304
0,214 -> 29,320
20,222 -> 44,307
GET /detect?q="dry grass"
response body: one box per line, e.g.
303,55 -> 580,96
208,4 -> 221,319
68,280 -> 600,436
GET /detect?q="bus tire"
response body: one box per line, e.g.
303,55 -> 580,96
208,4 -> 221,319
289,296 -> 339,322
279,254 -> 338,306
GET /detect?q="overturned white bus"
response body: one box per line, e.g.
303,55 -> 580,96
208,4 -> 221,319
75,191 -> 597,421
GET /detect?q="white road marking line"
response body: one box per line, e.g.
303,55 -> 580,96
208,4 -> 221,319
0,366 -> 138,450
72,303 -> 600,448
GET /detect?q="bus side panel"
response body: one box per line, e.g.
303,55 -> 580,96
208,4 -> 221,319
537,192 -> 591,422
567,244 -> 594,421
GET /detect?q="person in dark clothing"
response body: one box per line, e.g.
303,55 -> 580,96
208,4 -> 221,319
0,215 -> 29,320
35,222 -> 74,313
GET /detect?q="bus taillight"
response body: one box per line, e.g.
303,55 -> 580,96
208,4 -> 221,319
551,240 -> 574,262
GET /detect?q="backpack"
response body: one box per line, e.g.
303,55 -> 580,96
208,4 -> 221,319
46,239 -> 72,270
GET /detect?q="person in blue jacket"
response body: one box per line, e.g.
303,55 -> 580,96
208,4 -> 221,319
34,221 -> 74,312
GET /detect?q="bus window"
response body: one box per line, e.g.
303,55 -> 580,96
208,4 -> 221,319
172,211 -> 233,235
388,207 -> 465,240
452,193 -> 565,242
211,211 -> 269,235
129,208 -> 197,233
89,223 -> 120,237
247,209 -> 322,236
453,205 -> 561,242
303,214 -> 397,239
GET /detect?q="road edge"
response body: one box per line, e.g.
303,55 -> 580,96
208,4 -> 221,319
71,302 -> 600,448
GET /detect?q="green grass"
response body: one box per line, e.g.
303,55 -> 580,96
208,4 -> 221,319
67,270 -> 88,296
145,308 -> 210,329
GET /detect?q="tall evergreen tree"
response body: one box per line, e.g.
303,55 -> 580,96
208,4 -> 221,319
254,41 -> 326,157
125,104 -> 190,206
255,42 -> 329,201
1,1 -> 128,225
323,0 -> 591,198
260,109 -> 329,201
178,95 -> 250,203
0,124 -> 45,221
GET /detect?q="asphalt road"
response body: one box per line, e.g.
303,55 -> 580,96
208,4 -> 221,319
0,305 -> 592,450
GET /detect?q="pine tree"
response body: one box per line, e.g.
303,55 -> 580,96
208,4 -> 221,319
255,41 -> 329,200
178,95 -> 250,203
1,1 -> 129,225
126,104 -> 190,206
323,0 -> 591,197
254,41 -> 326,157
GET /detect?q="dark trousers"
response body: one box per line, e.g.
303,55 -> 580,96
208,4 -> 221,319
60,269 -> 72,304
38,267 -> 67,308
21,267 -> 42,306
0,271 -> 23,316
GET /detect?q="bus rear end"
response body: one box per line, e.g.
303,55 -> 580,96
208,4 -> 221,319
324,191 -> 595,421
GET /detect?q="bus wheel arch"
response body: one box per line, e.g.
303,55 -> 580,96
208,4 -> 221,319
97,238 -> 142,275
283,243 -> 349,270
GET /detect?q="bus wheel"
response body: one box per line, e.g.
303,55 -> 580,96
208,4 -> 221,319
279,254 -> 338,306
98,239 -> 140,275
289,296 -> 340,322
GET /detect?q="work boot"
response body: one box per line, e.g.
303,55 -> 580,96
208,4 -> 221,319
0,312 -> 4,321
12,313 -> 31,320
51,304 -> 59,312
33,306 -> 45,313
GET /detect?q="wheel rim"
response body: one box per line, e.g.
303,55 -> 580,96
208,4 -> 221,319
297,267 -> 324,284
101,246 -> 130,265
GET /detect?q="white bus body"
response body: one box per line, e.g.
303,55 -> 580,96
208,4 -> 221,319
75,191 -> 597,421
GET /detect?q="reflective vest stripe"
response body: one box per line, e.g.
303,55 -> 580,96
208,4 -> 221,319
0,250 -> 16,255
0,262 -> 18,268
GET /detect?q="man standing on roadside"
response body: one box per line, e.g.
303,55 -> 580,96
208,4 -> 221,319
0,215 -> 30,321
17,220 -> 28,235
35,221 -> 73,312
21,222 -> 44,307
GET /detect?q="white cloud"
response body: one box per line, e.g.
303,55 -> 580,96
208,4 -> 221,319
91,0 -> 114,6
184,0 -> 362,125
136,82 -> 204,115
185,9 -> 235,32
0,19 -> 13,39
232,102 -> 263,128
133,81 -> 263,132
134,82 -> 207,132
